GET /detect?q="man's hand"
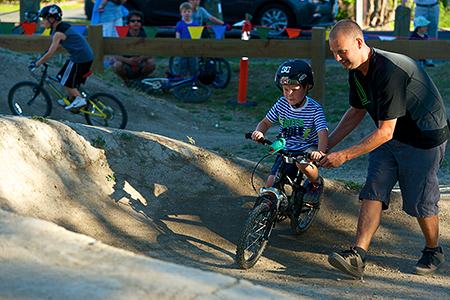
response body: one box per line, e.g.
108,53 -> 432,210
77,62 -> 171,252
28,61 -> 37,70
129,57 -> 140,65
319,151 -> 347,169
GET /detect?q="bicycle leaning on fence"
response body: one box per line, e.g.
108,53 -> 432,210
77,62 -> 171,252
129,71 -> 211,103
235,132 -> 324,270
8,63 -> 128,129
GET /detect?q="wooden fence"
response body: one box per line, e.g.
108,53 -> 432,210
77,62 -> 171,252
1,26 -> 450,102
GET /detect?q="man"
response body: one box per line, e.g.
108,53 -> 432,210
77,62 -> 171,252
321,19 -> 449,279
113,11 -> 156,85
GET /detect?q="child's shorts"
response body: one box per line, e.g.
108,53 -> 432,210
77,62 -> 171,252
57,59 -> 93,89
359,139 -> 446,218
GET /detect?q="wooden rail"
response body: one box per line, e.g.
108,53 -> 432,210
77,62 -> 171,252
1,25 -> 450,102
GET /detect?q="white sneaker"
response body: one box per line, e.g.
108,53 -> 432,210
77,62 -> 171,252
64,96 -> 87,110
57,99 -> 66,107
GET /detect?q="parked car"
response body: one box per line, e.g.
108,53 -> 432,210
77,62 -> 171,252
85,0 -> 338,35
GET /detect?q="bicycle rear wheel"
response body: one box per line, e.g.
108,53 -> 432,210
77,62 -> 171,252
173,81 -> 211,103
8,81 -> 52,117
212,58 -> 231,89
168,56 -> 179,75
236,204 -> 272,269
84,92 -> 128,129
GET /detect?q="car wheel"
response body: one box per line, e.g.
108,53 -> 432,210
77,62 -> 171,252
257,4 -> 294,36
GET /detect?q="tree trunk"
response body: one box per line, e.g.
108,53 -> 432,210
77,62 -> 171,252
366,0 -> 398,28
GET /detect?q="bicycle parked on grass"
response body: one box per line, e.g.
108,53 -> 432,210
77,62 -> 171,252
169,57 -> 231,89
129,71 -> 211,103
8,63 -> 128,129
236,132 -> 324,270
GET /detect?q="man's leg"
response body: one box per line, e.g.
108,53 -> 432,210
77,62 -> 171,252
418,214 -> 439,248
355,199 -> 383,251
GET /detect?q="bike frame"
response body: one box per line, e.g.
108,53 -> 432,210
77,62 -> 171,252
32,64 -> 108,118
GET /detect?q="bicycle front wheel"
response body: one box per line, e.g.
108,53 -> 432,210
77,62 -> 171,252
173,81 -> 211,103
212,58 -> 231,89
84,93 -> 128,129
236,204 -> 272,269
8,81 -> 52,117
290,203 -> 319,234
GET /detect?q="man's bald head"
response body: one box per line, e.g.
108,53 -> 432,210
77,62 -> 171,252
329,19 -> 364,43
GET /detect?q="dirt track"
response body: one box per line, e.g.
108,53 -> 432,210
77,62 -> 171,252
0,48 -> 449,299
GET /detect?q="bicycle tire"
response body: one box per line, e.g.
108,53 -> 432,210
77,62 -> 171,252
173,81 -> 211,103
236,204 -> 272,269
84,92 -> 128,129
290,203 -> 319,234
212,58 -> 231,89
8,81 -> 52,118
168,56 -> 179,75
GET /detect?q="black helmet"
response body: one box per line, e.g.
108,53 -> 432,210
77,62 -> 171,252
274,59 -> 314,92
198,59 -> 217,85
39,4 -> 63,21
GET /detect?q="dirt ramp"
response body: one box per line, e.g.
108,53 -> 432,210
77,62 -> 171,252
0,116 -> 261,259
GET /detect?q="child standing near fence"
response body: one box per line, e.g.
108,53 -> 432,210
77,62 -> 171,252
175,2 -> 200,76
409,16 -> 431,67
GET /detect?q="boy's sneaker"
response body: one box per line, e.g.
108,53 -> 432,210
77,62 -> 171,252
303,178 -> 323,204
65,96 -> 87,111
57,99 -> 66,107
328,247 -> 365,279
412,246 -> 444,275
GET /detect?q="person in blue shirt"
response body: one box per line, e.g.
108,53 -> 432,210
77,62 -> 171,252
31,5 -> 95,111
175,2 -> 200,76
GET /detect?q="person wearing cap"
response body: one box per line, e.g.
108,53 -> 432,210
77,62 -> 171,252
404,0 -> 440,66
409,15 -> 432,67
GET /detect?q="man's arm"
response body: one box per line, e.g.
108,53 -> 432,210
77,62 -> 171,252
328,107 -> 367,151
36,32 -> 65,67
320,118 -> 397,169
208,15 -> 225,25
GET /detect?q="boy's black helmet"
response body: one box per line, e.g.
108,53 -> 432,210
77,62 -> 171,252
274,59 -> 314,92
39,4 -> 63,21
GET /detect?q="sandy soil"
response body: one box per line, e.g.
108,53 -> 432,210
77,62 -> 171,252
0,48 -> 449,299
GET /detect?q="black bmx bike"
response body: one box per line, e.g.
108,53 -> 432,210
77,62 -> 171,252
236,133 -> 324,269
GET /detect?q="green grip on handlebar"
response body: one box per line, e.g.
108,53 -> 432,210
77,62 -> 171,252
268,137 -> 286,155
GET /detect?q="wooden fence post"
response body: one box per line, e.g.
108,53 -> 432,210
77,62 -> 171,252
88,25 -> 104,74
310,27 -> 326,103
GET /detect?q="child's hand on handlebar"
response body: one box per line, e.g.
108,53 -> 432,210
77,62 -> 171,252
251,131 -> 264,143
310,150 -> 326,162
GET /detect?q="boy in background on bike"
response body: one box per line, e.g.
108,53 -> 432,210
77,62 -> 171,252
251,59 -> 328,203
30,4 -> 95,111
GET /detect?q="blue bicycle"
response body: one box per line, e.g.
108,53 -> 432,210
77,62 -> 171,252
131,72 -> 211,103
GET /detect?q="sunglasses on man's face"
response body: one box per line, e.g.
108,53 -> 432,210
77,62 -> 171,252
129,19 -> 142,23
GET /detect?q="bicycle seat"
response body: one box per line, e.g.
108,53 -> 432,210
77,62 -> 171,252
82,70 -> 93,78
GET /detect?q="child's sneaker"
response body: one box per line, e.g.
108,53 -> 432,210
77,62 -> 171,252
412,246 -> 444,275
303,178 -> 323,204
65,96 -> 87,110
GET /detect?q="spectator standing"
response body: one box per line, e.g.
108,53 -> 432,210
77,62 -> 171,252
411,0 -> 440,66
187,0 -> 225,26
409,15 -> 431,66
113,11 -> 156,85
91,0 -> 127,66
175,2 -> 200,76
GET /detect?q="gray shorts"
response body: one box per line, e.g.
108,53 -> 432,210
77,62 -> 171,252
359,139 -> 446,218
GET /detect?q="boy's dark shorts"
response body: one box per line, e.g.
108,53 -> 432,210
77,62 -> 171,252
359,139 -> 446,218
269,146 -> 318,180
57,59 -> 93,89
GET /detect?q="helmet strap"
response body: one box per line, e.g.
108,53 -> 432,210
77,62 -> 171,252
292,95 -> 306,108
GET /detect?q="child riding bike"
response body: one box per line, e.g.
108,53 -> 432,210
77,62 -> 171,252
30,4 -> 95,111
250,59 -> 328,204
